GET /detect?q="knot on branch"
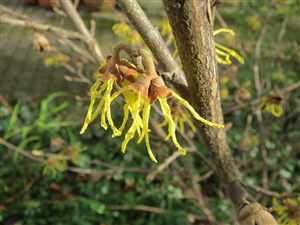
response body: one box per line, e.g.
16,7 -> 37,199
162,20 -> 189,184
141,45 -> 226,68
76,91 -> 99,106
238,201 -> 278,225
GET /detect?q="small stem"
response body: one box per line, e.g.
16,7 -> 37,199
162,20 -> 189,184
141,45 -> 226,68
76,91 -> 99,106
59,0 -> 104,62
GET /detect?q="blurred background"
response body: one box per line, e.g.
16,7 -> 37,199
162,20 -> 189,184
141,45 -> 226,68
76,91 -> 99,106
0,0 -> 299,224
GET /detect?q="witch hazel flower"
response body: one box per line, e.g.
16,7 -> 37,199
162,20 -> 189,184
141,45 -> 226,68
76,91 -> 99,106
80,44 -> 224,163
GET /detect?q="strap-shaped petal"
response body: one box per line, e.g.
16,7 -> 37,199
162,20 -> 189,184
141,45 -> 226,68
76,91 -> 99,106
80,80 -> 105,134
215,43 -> 245,64
138,101 -> 158,162
121,94 -> 142,153
171,91 -> 224,128
159,98 -> 186,155
213,28 -> 235,36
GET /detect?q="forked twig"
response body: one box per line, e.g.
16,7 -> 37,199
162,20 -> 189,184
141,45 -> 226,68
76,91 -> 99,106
59,0 -> 104,62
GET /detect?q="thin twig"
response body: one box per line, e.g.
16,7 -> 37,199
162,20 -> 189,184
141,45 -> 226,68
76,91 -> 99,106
215,10 -> 228,28
146,151 -> 181,182
225,80 -> 300,115
60,38 -> 96,64
244,183 -> 282,198
0,138 -> 147,177
61,63 -> 91,84
67,167 -> 117,176
151,105 -> 215,169
148,116 -> 215,182
282,80 -> 300,94
0,5 -> 29,20
0,14 -> 82,40
108,204 -> 165,214
176,156 -> 215,223
191,174 -> 216,222
59,0 -> 104,62
253,26 -> 268,189
278,16 -> 288,43
0,137 -> 44,163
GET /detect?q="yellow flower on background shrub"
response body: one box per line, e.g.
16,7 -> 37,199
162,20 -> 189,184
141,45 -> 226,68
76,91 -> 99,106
112,22 -> 244,66
260,94 -> 284,117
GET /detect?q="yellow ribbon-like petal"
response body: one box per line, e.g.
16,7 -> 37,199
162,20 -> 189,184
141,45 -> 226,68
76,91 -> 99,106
171,91 -> 224,129
215,43 -> 245,64
175,112 -> 197,134
159,98 -> 186,155
216,48 -> 232,65
100,81 -> 109,130
213,28 -> 235,36
118,103 -> 129,133
121,94 -> 142,153
97,79 -> 121,137
137,101 -> 158,162
80,80 -> 105,134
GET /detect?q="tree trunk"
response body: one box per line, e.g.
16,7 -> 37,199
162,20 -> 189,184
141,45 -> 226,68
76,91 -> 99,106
162,0 -> 247,208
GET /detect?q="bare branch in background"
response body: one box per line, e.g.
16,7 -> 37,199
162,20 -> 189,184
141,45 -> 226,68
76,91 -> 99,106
59,0 -> 104,62
244,183 -> 282,198
225,80 -> 300,115
108,204 -> 165,214
0,5 -> 83,40
0,4 -> 99,83
0,137 -> 45,163
253,26 -> 269,189
146,151 -> 181,182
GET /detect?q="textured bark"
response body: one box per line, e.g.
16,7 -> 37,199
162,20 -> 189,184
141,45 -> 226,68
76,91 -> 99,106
163,0 -> 246,207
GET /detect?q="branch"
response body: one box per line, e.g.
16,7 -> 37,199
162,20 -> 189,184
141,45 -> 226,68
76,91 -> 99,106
244,183 -> 282,198
0,6 -> 83,40
0,138 -> 147,178
163,2 -> 279,224
146,151 -> 181,182
224,80 -> 300,115
163,0 -> 247,209
0,137 -> 44,163
118,0 -> 188,90
0,5 -> 28,19
108,204 -> 165,214
145,104 -> 216,181
59,0 -> 104,62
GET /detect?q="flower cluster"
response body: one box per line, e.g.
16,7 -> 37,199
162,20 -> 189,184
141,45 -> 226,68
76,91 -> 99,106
273,198 -> 300,225
260,93 -> 284,117
112,22 -> 244,66
80,44 -> 224,162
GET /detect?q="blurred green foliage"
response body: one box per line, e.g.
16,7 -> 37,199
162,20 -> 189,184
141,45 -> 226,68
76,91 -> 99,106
1,94 -> 219,224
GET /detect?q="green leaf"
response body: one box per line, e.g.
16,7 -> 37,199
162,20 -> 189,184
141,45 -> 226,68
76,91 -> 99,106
4,103 -> 20,139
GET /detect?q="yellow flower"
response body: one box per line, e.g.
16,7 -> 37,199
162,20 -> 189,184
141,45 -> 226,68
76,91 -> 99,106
171,105 -> 197,134
214,28 -> 244,65
112,22 -> 143,46
246,15 -> 262,31
112,22 -> 244,67
80,45 -> 224,163
260,94 -> 284,118
273,198 -> 300,225
80,77 -> 121,137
